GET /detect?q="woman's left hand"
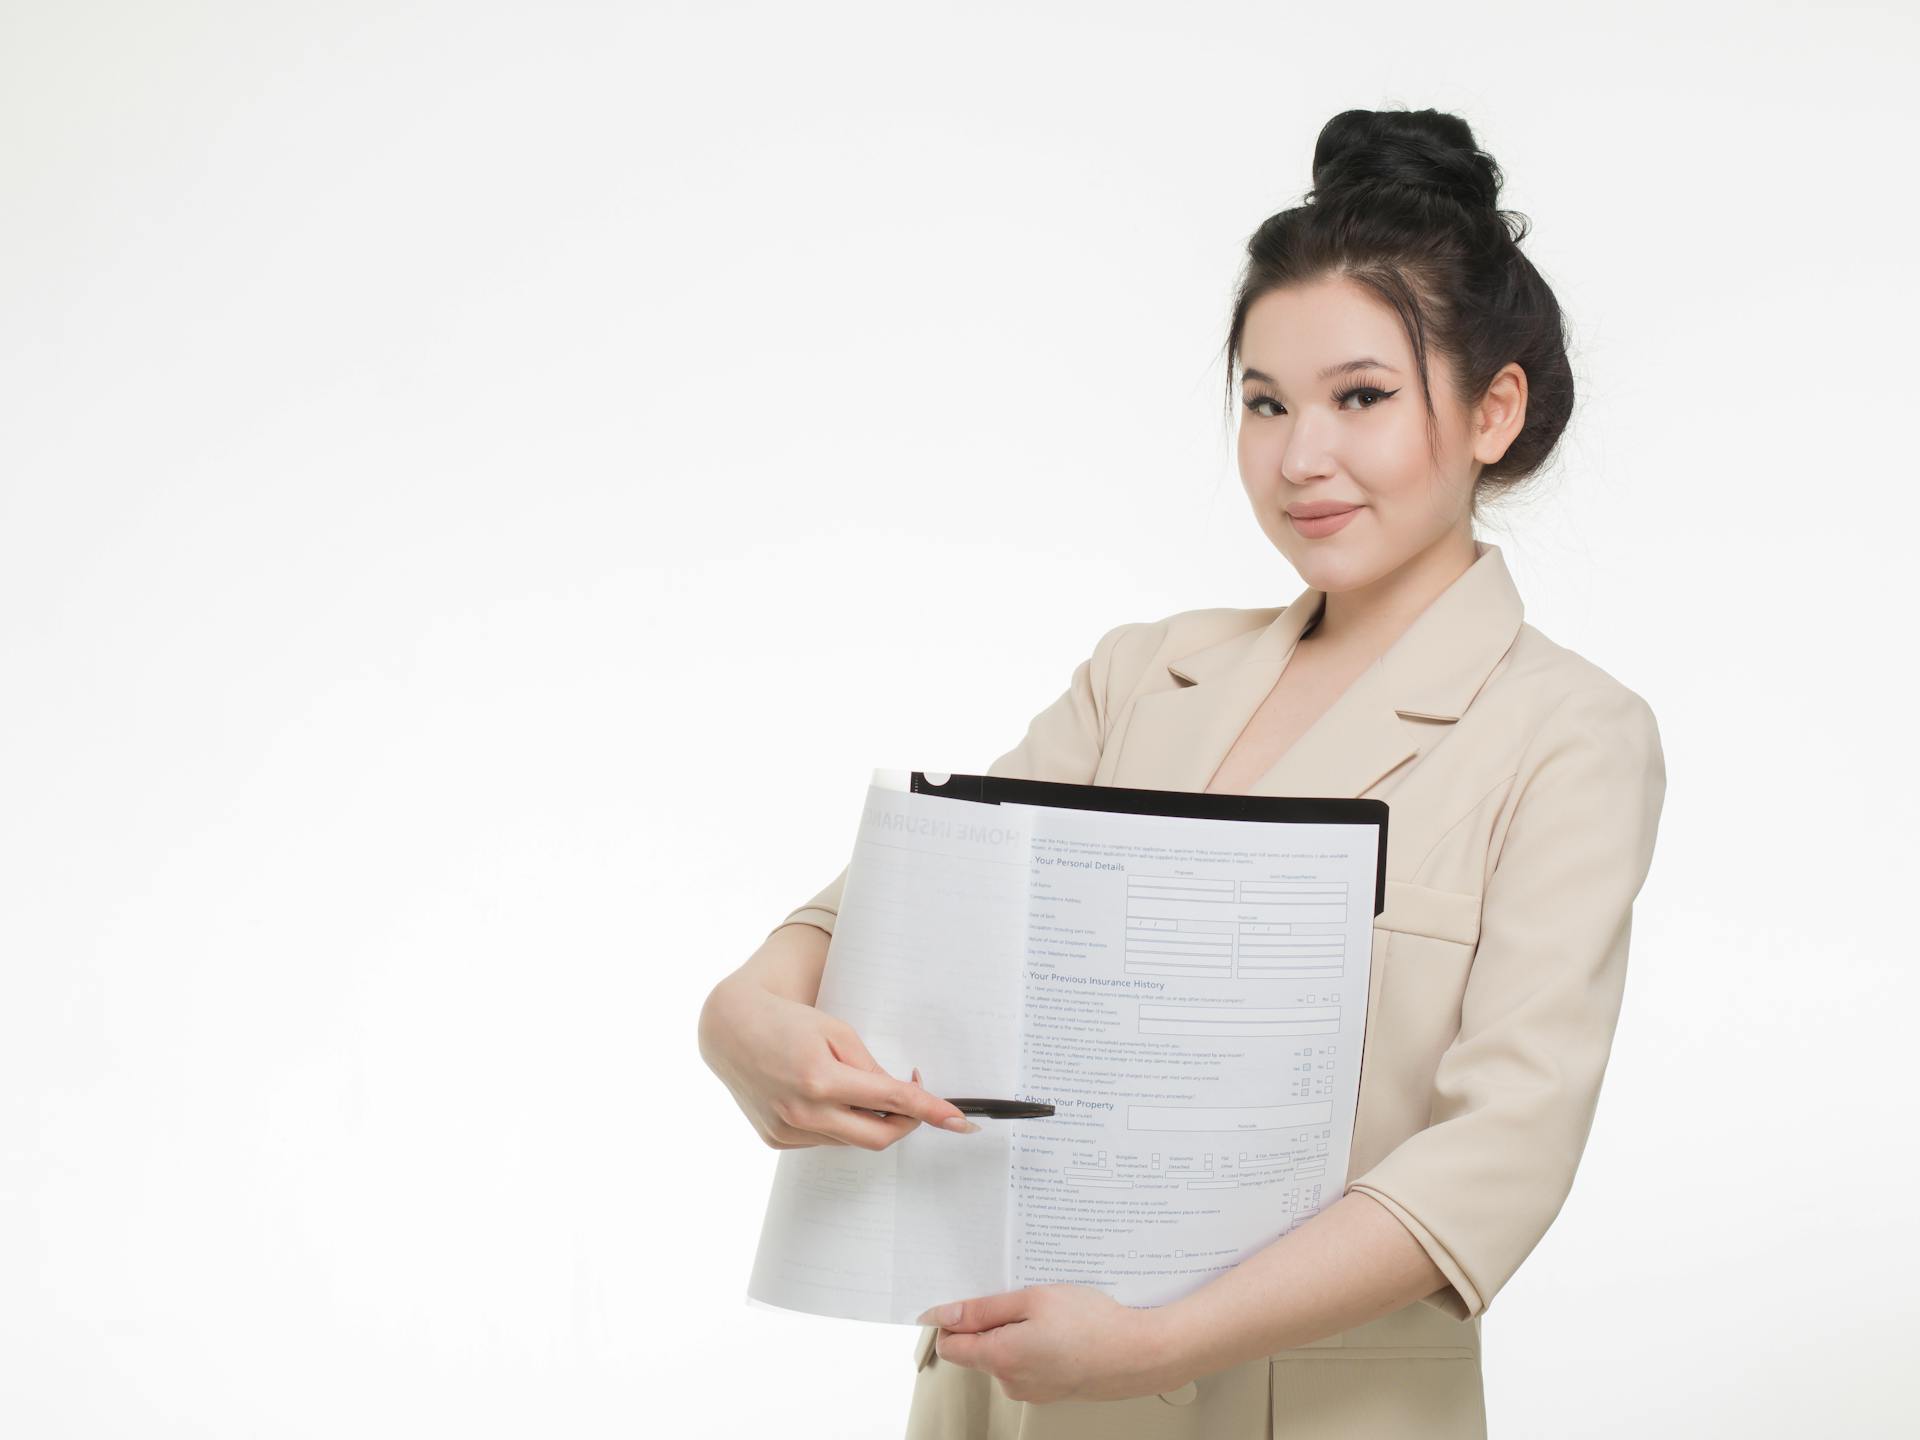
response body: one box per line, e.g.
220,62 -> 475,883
916,1283 -> 1189,1403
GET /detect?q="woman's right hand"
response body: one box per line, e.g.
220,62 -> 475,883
699,974 -> 981,1150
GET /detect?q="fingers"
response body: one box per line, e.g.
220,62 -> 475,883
827,1055 -> 977,1132
826,1108 -> 922,1149
805,1013 -> 982,1138
915,1290 -> 1031,1333
770,1092 -> 922,1150
775,1083 -> 977,1151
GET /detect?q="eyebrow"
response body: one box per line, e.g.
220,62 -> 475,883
1241,359 -> 1401,386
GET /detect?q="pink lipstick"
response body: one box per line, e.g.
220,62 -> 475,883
1288,505 -> 1360,538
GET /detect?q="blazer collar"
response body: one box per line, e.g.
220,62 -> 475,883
1124,540 -> 1525,799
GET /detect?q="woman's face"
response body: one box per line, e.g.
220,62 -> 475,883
1235,275 -> 1520,595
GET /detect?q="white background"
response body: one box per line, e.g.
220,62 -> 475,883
3,2 -> 1914,1435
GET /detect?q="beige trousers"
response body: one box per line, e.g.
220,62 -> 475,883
902,1322 -> 1488,1438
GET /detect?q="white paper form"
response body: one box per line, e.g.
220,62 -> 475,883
998,801 -> 1380,1310
747,779 -> 1030,1324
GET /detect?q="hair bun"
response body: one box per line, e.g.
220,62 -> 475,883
1309,108 -> 1501,215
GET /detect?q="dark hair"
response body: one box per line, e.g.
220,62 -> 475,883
1220,108 -> 1574,516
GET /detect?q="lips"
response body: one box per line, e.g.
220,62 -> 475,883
1286,504 -> 1361,520
1288,505 -> 1361,538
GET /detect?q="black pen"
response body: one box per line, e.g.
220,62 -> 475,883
868,1097 -> 1055,1121
944,1098 -> 1054,1118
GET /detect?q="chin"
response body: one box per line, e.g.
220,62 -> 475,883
1288,546 -> 1383,594
1282,545 -> 1359,583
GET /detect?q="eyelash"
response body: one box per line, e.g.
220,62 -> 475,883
1242,382 -> 1400,418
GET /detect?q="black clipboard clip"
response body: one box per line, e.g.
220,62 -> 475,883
908,770 -> 1389,918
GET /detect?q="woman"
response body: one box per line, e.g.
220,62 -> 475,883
699,107 -> 1668,1438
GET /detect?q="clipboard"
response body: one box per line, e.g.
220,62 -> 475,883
748,768 -> 1394,1324
908,770 -> 1390,918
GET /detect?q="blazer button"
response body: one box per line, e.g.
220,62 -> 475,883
1155,1379 -> 1198,1406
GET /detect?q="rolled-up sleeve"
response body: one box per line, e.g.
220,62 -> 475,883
1344,683 -> 1669,1320
764,620 -> 1137,943
767,864 -> 850,943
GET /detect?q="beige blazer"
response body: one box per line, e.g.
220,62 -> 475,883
769,540 -> 1668,1439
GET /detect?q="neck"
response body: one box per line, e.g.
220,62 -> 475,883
1304,531 -> 1481,655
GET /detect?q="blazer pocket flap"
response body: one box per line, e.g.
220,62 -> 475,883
1378,880 -> 1482,947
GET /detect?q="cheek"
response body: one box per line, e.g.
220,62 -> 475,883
1239,468 -> 1283,517
1356,414 -> 1426,474
1352,431 -> 1440,506
1237,424 -> 1283,484
1365,474 -> 1468,542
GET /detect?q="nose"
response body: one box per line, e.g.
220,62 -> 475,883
1278,425 -> 1337,486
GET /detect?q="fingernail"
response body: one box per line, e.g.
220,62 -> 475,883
912,1067 -> 921,1084
942,1116 -> 981,1133
937,1302 -> 962,1325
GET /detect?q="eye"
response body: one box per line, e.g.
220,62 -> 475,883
1335,382 -> 1400,410
1241,381 -> 1401,418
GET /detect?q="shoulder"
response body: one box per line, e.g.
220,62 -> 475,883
1500,622 -> 1661,734
1484,624 -> 1666,809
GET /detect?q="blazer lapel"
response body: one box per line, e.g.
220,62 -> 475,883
1119,540 -> 1525,800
